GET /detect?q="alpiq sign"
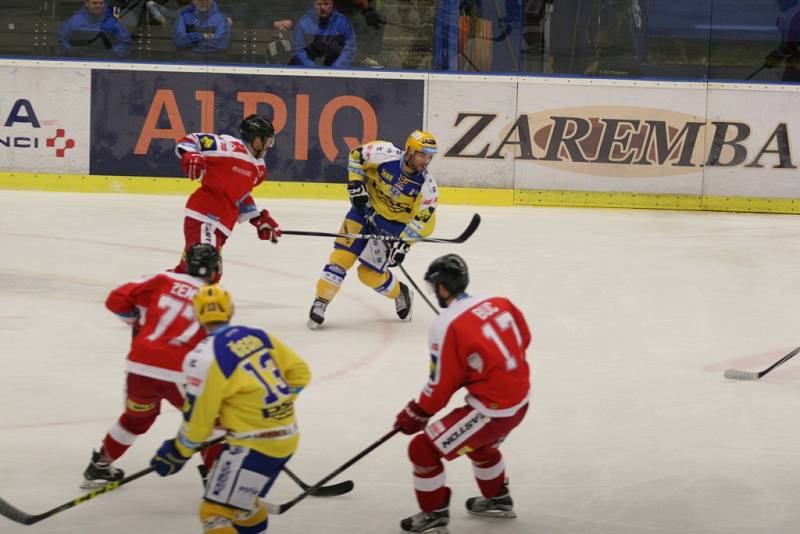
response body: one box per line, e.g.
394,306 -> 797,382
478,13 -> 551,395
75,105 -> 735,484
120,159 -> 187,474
444,107 -> 795,177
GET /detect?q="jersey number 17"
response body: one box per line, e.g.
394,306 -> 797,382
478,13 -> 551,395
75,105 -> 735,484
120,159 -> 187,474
481,311 -> 523,371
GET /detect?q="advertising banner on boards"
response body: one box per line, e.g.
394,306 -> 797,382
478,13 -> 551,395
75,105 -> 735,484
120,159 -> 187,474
0,66 -> 90,174
429,75 -> 800,199
90,69 -> 424,182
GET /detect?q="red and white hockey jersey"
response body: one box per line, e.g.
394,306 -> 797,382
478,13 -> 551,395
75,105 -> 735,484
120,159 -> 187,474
175,133 -> 268,236
418,295 -> 531,418
106,271 -> 208,383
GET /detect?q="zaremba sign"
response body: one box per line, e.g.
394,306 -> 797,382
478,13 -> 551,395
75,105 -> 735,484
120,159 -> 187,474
444,107 -> 793,176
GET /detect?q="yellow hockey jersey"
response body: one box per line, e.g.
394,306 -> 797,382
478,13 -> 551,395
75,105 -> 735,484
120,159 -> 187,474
348,141 -> 438,238
177,325 -> 311,458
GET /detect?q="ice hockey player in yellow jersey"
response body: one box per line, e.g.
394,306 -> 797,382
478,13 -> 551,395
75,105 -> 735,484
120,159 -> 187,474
150,284 -> 311,534
307,130 -> 439,329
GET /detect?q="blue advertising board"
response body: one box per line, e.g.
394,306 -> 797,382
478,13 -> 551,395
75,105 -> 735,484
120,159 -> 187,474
90,69 -> 424,182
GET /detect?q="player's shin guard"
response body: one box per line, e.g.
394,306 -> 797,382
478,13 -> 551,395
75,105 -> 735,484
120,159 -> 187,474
409,434 -> 449,513
357,264 -> 399,298
469,449 -> 506,498
101,402 -> 157,460
233,502 -> 268,534
315,250 -> 356,302
199,501 -> 238,534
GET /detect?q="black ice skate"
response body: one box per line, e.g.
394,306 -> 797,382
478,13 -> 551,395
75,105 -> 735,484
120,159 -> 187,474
465,482 -> 517,518
400,508 -> 450,533
81,450 -> 124,489
307,298 -> 329,330
395,282 -> 414,321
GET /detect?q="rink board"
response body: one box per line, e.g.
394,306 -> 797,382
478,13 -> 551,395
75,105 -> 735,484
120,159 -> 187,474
1,60 -> 800,213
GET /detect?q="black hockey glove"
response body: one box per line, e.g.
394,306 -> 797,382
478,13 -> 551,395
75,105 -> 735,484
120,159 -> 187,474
361,7 -> 385,29
348,180 -> 370,212
388,240 -> 410,267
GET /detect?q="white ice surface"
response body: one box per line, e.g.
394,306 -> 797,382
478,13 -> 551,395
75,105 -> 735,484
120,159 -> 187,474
1,191 -> 799,534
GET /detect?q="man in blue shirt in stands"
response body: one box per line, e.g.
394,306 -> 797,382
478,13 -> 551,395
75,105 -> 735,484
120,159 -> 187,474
289,0 -> 357,68
59,0 -> 132,59
173,0 -> 230,61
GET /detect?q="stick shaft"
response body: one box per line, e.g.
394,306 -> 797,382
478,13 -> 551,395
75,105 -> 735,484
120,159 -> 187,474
398,264 -> 439,315
271,428 -> 399,514
0,436 -> 224,525
282,213 -> 481,245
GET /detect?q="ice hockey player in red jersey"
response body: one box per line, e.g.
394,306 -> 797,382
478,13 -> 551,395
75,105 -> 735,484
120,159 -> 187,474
79,244 -> 222,489
174,114 -> 282,273
394,254 -> 531,534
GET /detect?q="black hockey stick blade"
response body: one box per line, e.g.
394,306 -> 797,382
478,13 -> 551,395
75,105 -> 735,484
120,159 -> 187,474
419,213 -> 481,244
281,466 -> 354,497
0,436 -> 225,526
282,213 -> 481,244
0,497 -> 36,525
267,428 -> 399,515
724,346 -> 800,381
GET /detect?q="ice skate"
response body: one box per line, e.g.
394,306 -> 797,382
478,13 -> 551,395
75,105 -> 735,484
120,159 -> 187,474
81,450 -> 124,489
307,298 -> 329,329
395,282 -> 413,321
465,482 -> 517,518
400,508 -> 449,533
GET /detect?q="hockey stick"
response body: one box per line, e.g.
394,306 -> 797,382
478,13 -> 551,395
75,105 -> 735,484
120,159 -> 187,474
267,428 -> 400,515
282,213 -> 481,244
745,63 -> 768,81
282,466 -> 354,497
0,436 -> 225,526
398,264 -> 439,315
723,346 -> 800,381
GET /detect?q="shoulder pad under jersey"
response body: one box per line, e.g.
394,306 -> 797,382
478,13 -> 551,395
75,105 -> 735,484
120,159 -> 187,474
361,141 -> 403,165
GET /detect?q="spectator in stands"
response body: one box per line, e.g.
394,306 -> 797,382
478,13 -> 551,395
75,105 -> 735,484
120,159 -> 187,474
765,0 -> 800,82
334,0 -> 386,67
289,0 -> 357,68
59,0 -> 132,58
173,0 -> 231,61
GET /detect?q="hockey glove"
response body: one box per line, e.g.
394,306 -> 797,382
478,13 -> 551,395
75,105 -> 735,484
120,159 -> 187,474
181,151 -> 207,181
388,240 -> 410,267
394,400 -> 430,435
250,209 -> 282,243
348,180 -> 370,213
151,438 -> 192,477
361,7 -> 385,29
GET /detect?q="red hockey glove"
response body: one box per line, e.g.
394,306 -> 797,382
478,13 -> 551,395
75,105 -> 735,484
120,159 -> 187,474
181,151 -> 207,180
394,400 -> 430,435
250,209 -> 282,243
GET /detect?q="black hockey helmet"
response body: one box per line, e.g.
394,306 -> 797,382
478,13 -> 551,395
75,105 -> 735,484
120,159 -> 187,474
239,114 -> 275,145
424,254 -> 469,296
185,243 -> 222,280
